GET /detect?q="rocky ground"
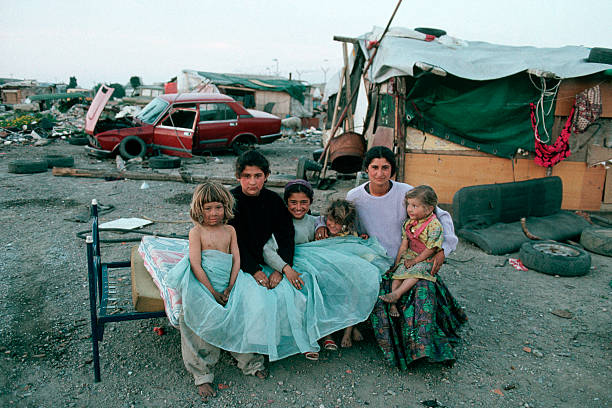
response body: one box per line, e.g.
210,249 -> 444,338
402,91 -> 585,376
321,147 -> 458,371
0,137 -> 610,408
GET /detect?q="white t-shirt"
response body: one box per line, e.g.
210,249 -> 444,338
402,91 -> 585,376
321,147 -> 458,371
346,181 -> 458,258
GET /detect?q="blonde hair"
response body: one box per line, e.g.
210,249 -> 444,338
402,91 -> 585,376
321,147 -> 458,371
190,182 -> 234,225
325,199 -> 357,234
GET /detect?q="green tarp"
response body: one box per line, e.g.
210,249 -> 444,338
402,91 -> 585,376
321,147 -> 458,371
29,92 -> 88,101
195,71 -> 307,104
377,73 -> 557,158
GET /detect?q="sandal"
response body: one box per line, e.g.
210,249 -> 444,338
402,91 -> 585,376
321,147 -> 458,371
323,339 -> 338,351
304,351 -> 319,361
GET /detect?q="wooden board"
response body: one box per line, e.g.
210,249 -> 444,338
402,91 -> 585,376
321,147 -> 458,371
555,77 -> 612,117
605,168 -> 612,204
130,246 -> 164,313
403,153 -> 606,210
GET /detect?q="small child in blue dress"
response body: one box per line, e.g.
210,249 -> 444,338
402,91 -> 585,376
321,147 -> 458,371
320,199 -> 365,348
180,181 -> 266,401
379,185 -> 443,317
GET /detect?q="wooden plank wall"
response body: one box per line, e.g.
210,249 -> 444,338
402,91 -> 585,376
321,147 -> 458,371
403,153 -> 606,210
554,77 -> 612,117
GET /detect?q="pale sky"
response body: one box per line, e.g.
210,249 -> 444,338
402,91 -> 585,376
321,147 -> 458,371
1,0 -> 611,87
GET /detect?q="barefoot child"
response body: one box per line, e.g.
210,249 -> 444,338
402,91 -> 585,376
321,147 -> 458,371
379,185 -> 443,317
178,182 -> 266,400
319,199 -> 365,349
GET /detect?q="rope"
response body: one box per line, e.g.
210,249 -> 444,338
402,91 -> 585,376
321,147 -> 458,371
528,73 -> 562,143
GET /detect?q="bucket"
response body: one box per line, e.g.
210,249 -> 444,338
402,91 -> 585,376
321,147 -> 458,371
328,132 -> 366,174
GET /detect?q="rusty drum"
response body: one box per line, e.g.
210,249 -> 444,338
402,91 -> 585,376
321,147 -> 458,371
328,132 -> 366,174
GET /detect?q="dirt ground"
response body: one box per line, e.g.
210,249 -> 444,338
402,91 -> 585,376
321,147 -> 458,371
0,137 -> 610,408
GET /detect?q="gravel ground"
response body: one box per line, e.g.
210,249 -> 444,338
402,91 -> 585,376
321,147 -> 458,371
0,138 -> 611,408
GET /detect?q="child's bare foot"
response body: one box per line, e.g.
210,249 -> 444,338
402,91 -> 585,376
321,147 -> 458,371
389,304 -> 400,318
341,327 -> 353,348
352,327 -> 363,342
255,369 -> 268,379
197,383 -> 216,400
379,292 -> 399,303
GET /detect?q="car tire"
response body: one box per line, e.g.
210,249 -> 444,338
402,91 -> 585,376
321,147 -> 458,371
312,148 -> 324,162
519,240 -> 591,277
587,47 -> 612,64
297,156 -> 308,180
8,159 -> 49,174
149,156 -> 181,169
580,227 -> 612,257
414,27 -> 447,38
119,136 -> 147,160
45,154 -> 74,168
67,136 -> 89,146
231,138 -> 253,156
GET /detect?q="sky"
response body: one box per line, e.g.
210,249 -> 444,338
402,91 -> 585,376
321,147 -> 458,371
1,0 -> 611,88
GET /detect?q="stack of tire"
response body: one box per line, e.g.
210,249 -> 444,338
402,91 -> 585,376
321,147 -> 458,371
8,155 -> 75,174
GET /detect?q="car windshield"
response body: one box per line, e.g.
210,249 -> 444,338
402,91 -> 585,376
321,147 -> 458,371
135,98 -> 169,124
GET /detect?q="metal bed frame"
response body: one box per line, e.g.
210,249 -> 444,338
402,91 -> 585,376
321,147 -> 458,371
85,199 -> 165,382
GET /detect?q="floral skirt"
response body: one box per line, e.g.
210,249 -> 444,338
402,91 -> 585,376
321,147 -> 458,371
370,275 -> 467,369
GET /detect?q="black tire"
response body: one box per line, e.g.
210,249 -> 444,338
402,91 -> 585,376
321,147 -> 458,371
580,227 -> 612,257
519,240 -> 591,277
45,154 -> 74,168
414,27 -> 447,38
149,156 -> 181,169
587,47 -> 612,64
231,138 -> 253,156
8,159 -> 48,174
118,136 -> 147,160
312,148 -> 324,162
67,136 -> 89,146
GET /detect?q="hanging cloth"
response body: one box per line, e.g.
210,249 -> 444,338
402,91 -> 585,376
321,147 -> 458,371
572,85 -> 602,133
531,102 -> 574,167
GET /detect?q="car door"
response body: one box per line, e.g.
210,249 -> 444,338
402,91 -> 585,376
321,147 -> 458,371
195,102 -> 239,150
153,106 -> 198,157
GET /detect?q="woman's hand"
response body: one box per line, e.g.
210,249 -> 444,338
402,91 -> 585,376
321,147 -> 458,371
283,265 -> 304,290
430,251 -> 445,275
212,290 -> 227,305
315,226 -> 329,240
268,271 -> 283,288
253,270 -> 270,288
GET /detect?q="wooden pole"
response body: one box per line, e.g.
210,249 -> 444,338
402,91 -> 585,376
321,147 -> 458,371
51,167 -> 288,187
342,42 -> 354,132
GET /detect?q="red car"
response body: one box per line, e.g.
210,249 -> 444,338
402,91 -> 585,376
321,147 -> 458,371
84,85 -> 282,158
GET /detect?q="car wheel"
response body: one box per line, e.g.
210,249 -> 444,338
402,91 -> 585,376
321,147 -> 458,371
8,159 -> 49,174
67,136 -> 89,145
149,156 -> 181,169
580,226 -> 612,257
45,154 -> 75,168
232,138 -> 253,156
119,136 -> 147,160
519,240 -> 591,277
587,47 -> 612,64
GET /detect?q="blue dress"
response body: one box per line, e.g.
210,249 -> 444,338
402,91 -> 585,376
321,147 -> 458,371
166,236 -> 390,361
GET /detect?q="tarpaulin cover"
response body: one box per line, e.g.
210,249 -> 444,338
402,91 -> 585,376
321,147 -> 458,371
359,26 -> 612,83
186,70 -> 307,104
402,73 -> 557,157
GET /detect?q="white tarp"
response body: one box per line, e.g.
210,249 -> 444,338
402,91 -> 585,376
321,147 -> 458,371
358,26 -> 612,83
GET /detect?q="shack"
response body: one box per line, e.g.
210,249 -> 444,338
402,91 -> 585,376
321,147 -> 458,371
177,69 -> 312,119
329,27 -> 612,210
0,80 -> 57,105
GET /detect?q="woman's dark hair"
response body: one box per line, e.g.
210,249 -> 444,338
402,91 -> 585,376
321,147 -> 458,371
405,185 -> 438,208
363,146 -> 396,176
235,150 -> 270,177
283,179 -> 314,203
